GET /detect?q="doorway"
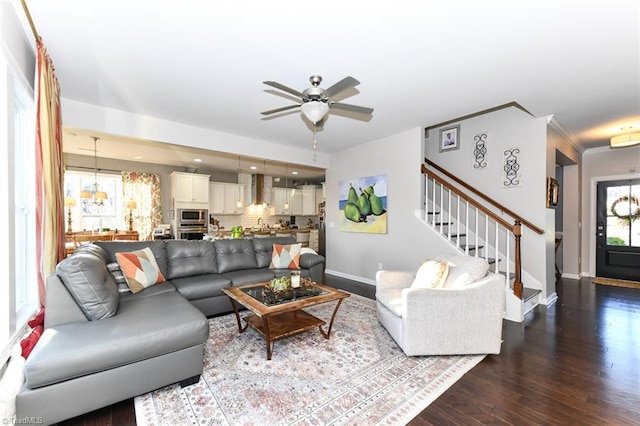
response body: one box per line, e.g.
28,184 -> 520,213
595,179 -> 640,280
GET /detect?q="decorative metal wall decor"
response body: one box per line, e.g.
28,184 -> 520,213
502,148 -> 521,188
339,174 -> 387,234
472,131 -> 489,170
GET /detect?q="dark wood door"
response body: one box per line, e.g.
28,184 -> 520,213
596,179 -> 640,280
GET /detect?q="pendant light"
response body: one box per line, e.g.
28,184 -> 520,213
236,156 -> 243,208
284,163 -> 290,211
81,137 -> 108,205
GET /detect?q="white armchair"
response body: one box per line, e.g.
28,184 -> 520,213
375,256 -> 505,356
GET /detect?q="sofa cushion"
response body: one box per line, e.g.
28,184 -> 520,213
24,291 -> 208,389
251,236 -> 297,268
170,274 -> 232,300
116,247 -> 166,294
56,251 -> 119,321
411,260 -> 449,289
269,243 -> 302,269
441,255 -> 490,288
95,240 -> 169,279
220,269 -> 275,286
376,288 -> 403,317
214,239 -> 258,273
166,240 -> 218,279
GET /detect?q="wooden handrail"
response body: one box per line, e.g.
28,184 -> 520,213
422,164 -> 514,231
424,158 -> 544,235
422,164 -> 525,299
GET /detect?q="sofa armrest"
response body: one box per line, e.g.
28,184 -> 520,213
375,270 -> 415,291
299,253 -> 325,269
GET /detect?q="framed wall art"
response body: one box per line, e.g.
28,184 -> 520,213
547,177 -> 559,208
339,174 -> 387,234
439,125 -> 460,152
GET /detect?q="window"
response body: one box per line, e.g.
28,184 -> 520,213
0,47 -> 37,357
64,171 -> 125,232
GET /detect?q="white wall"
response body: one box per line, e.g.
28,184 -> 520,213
424,106 -> 550,297
581,146 -> 640,276
61,99 -> 330,170
325,127 -> 455,284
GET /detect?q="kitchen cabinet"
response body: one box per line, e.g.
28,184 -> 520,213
171,172 -> 210,205
210,182 -> 244,214
289,188 -> 303,215
301,185 -> 317,215
272,187 -> 290,215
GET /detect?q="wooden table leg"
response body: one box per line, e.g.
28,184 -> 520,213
263,317 -> 273,360
319,299 -> 344,339
228,299 -> 248,333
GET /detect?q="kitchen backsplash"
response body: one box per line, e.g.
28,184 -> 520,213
209,205 -> 319,231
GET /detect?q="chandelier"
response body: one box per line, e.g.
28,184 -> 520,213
81,136 -> 108,205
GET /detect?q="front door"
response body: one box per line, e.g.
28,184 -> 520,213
596,179 -> 640,280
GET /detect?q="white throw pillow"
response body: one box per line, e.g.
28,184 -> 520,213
411,260 -> 449,289
442,255 -> 489,288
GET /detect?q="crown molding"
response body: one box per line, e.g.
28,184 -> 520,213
546,115 -> 584,154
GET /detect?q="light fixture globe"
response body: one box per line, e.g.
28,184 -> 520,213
301,101 -> 329,124
610,132 -> 640,148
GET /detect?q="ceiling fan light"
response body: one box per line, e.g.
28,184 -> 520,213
301,101 -> 329,123
610,132 -> 640,148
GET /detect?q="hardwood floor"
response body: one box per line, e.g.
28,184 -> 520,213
58,276 -> 640,426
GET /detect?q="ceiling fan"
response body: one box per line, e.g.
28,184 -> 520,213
261,75 -> 374,124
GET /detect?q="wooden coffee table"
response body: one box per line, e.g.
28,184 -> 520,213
222,282 -> 350,360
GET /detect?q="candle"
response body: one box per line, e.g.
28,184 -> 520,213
291,271 -> 301,288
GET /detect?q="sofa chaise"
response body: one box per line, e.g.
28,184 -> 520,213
16,236 -> 325,425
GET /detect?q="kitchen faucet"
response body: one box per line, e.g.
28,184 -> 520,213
257,217 -> 263,230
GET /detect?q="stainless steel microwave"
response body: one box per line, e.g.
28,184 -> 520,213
177,208 -> 207,225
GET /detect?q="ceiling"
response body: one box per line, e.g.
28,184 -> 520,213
25,1 -> 640,176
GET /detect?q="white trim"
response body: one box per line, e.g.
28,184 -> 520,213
546,115 -> 583,153
542,292 -> 558,306
324,269 -> 376,286
561,273 -> 581,280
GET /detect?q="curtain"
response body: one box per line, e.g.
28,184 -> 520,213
35,38 -> 64,307
121,171 -> 162,240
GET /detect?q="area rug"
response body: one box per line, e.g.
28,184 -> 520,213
592,276 -> 640,290
134,294 -> 484,426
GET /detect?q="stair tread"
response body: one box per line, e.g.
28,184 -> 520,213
460,245 -> 484,251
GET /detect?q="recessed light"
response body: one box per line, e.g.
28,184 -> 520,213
133,156 -> 143,160
250,166 -> 257,170
194,158 -> 202,162
292,171 -> 299,175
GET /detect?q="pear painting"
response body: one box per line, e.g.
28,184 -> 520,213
339,174 -> 387,233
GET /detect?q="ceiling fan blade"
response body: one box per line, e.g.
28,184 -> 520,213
261,104 -> 301,115
263,81 -> 304,98
324,76 -> 360,99
330,102 -> 373,116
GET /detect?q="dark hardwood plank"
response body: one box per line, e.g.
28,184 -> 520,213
57,277 -> 640,426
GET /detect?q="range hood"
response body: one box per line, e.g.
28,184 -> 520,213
251,174 -> 265,205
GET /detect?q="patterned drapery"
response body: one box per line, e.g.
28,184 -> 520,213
121,171 -> 162,240
35,38 -> 64,306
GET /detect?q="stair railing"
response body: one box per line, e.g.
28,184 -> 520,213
421,160 -> 543,299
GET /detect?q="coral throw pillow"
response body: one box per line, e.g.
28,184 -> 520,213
411,260 -> 449,289
115,247 -> 166,294
269,243 -> 302,269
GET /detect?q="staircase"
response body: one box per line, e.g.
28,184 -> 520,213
421,160 -> 544,322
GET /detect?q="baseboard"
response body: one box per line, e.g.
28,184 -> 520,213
561,273 -> 581,280
324,269 -> 375,286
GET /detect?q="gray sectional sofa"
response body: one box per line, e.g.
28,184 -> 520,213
16,236 -> 325,425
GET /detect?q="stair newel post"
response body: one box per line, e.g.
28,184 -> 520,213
513,220 -> 523,299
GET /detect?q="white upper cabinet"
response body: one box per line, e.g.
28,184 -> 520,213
210,182 -> 244,214
171,172 -> 210,205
